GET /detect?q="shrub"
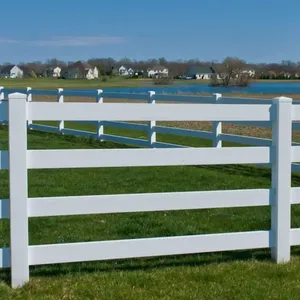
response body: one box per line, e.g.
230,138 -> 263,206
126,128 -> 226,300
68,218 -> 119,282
152,77 -> 173,85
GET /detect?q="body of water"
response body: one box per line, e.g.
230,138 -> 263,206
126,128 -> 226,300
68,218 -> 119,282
5,82 -> 300,96
96,82 -> 300,95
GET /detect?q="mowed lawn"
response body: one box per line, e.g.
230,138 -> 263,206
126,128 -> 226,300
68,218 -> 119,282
0,77 -> 153,90
1,126 -> 300,299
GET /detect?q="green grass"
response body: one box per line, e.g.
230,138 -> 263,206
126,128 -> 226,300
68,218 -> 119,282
0,77 -> 153,90
1,125 -> 300,299
36,121 -> 246,148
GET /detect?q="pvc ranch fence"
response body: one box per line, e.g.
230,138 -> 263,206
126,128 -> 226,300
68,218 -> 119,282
1,87 -> 300,288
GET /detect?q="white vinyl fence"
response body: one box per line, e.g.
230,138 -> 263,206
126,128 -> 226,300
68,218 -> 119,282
1,90 -> 300,288
2,86 -> 300,158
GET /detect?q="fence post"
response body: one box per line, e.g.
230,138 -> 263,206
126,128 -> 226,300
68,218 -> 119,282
271,96 -> 292,263
96,89 -> 104,141
0,86 -> 4,125
212,93 -> 222,148
8,93 -> 29,287
26,87 -> 32,128
0,86 -> 4,101
148,91 -> 156,148
57,88 -> 64,134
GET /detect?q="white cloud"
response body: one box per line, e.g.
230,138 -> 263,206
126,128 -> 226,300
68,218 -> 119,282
0,38 -> 19,44
0,36 -> 126,47
31,36 -> 126,47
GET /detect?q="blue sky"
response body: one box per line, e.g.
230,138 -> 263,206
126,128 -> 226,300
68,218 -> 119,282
1,0 -> 300,64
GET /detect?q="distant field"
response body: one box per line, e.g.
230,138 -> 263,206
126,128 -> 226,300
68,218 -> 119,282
0,77 -> 152,89
0,77 -> 213,90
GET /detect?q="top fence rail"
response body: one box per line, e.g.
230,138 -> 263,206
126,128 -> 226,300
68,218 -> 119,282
1,94 -> 274,122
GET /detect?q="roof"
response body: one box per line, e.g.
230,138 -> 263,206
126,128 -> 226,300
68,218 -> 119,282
119,65 -> 135,70
64,61 -> 93,74
71,61 -> 92,69
188,66 -> 216,75
0,65 -> 15,74
151,65 -> 167,71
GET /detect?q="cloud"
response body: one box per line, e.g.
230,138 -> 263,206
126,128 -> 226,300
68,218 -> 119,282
31,36 -> 126,47
0,36 -> 126,47
0,38 -> 19,44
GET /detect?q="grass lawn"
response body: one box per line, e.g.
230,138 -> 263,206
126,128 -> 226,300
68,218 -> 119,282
0,77 -> 153,90
1,125 -> 300,299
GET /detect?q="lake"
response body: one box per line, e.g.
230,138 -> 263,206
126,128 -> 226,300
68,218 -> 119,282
99,82 -> 300,95
5,81 -> 300,96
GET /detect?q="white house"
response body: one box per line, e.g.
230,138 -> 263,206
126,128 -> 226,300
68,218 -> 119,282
0,65 -> 23,78
119,66 -> 128,76
86,67 -> 99,80
188,66 -> 217,80
61,62 -> 99,80
147,65 -> 169,78
119,66 -> 135,76
241,70 -> 256,77
53,67 -> 61,78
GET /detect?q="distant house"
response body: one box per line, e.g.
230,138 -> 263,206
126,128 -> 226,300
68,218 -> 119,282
61,61 -> 99,80
43,66 -> 62,78
50,67 -> 62,78
147,65 -> 169,78
119,66 -> 128,76
0,65 -> 23,78
241,69 -> 256,77
119,66 -> 134,76
188,66 -> 216,80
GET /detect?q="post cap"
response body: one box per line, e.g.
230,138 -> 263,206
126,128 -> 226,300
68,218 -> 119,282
58,88 -> 64,92
149,91 -> 155,97
272,96 -> 293,104
97,89 -> 103,94
8,92 -> 27,99
213,93 -> 222,97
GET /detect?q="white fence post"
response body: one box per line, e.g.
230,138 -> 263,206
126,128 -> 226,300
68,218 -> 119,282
26,87 -> 32,128
212,93 -> 222,147
8,93 -> 29,287
96,89 -> 104,141
271,96 -> 292,263
148,91 -> 156,148
0,86 -> 4,101
57,88 -> 64,134
0,86 -> 4,125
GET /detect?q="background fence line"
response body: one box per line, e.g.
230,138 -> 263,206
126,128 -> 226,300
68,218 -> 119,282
1,86 -> 300,171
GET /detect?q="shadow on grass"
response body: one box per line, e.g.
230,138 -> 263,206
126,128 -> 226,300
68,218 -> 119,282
2,246 -> 300,286
0,248 -> 272,285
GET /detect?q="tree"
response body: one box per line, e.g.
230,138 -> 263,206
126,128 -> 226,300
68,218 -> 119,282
158,57 -> 167,66
211,57 -> 248,86
46,58 -> 66,67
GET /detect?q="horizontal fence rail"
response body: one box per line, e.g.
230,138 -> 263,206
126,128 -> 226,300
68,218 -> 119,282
1,89 -> 300,288
29,231 -> 271,266
26,102 -> 273,122
28,189 -> 272,217
27,147 -> 271,169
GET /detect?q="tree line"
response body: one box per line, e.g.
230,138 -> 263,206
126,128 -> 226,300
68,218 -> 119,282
2,57 -> 300,80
